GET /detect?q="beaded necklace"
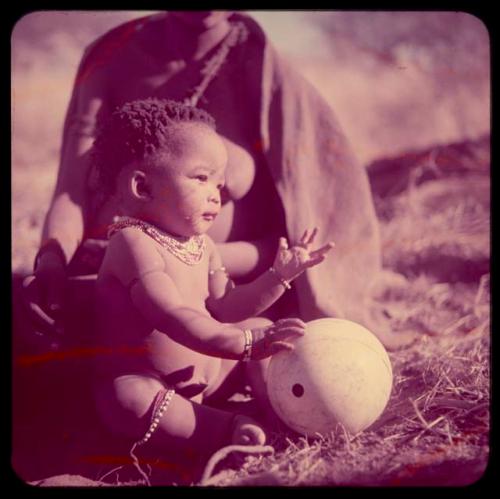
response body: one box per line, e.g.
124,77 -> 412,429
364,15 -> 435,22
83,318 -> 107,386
108,216 -> 206,265
182,20 -> 248,107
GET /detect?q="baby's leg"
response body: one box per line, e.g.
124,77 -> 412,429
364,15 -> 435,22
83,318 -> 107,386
94,373 -> 264,476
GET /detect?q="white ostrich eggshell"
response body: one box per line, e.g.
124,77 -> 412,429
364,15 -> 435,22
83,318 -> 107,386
267,318 -> 393,436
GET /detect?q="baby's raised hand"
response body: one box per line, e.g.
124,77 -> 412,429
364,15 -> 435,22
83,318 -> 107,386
273,228 -> 334,283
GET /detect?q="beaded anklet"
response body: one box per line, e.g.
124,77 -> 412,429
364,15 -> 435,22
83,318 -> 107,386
138,388 -> 175,446
128,388 -> 175,484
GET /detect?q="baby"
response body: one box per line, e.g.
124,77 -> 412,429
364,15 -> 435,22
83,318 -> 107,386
91,98 -> 334,472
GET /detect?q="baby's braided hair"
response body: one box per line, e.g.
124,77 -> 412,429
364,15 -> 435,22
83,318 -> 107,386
92,98 -> 216,194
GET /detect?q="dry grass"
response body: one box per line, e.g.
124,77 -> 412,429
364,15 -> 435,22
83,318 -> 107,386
195,288 -> 489,487
380,175 -> 489,283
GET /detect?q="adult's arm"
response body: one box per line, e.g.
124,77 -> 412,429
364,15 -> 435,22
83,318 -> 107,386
30,42 -> 109,318
39,44 -> 109,266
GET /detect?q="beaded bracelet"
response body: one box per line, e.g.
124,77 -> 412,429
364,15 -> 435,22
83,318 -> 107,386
135,388 -> 175,446
269,266 -> 292,290
209,266 -> 227,276
242,329 -> 253,362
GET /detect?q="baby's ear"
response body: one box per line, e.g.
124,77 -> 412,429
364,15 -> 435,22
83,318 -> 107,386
129,170 -> 151,201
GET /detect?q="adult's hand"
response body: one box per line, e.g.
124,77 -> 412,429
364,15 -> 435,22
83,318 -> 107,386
22,253 -> 68,336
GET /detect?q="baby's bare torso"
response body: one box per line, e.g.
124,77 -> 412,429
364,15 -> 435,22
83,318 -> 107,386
94,242 -> 222,398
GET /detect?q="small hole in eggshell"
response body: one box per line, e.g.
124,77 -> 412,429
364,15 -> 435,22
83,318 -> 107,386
292,383 -> 304,397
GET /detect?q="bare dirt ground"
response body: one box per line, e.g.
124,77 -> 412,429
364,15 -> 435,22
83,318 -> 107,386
11,12 -> 490,488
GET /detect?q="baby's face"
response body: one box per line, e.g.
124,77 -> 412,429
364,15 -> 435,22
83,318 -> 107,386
142,124 -> 227,237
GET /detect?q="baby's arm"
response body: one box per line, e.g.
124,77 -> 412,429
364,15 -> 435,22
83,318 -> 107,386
107,228 -> 304,359
207,228 -> 334,322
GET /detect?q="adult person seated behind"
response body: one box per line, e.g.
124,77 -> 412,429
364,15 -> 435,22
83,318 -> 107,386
24,10 -> 412,350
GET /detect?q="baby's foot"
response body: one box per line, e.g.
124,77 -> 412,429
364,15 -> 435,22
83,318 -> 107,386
231,414 -> 267,446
